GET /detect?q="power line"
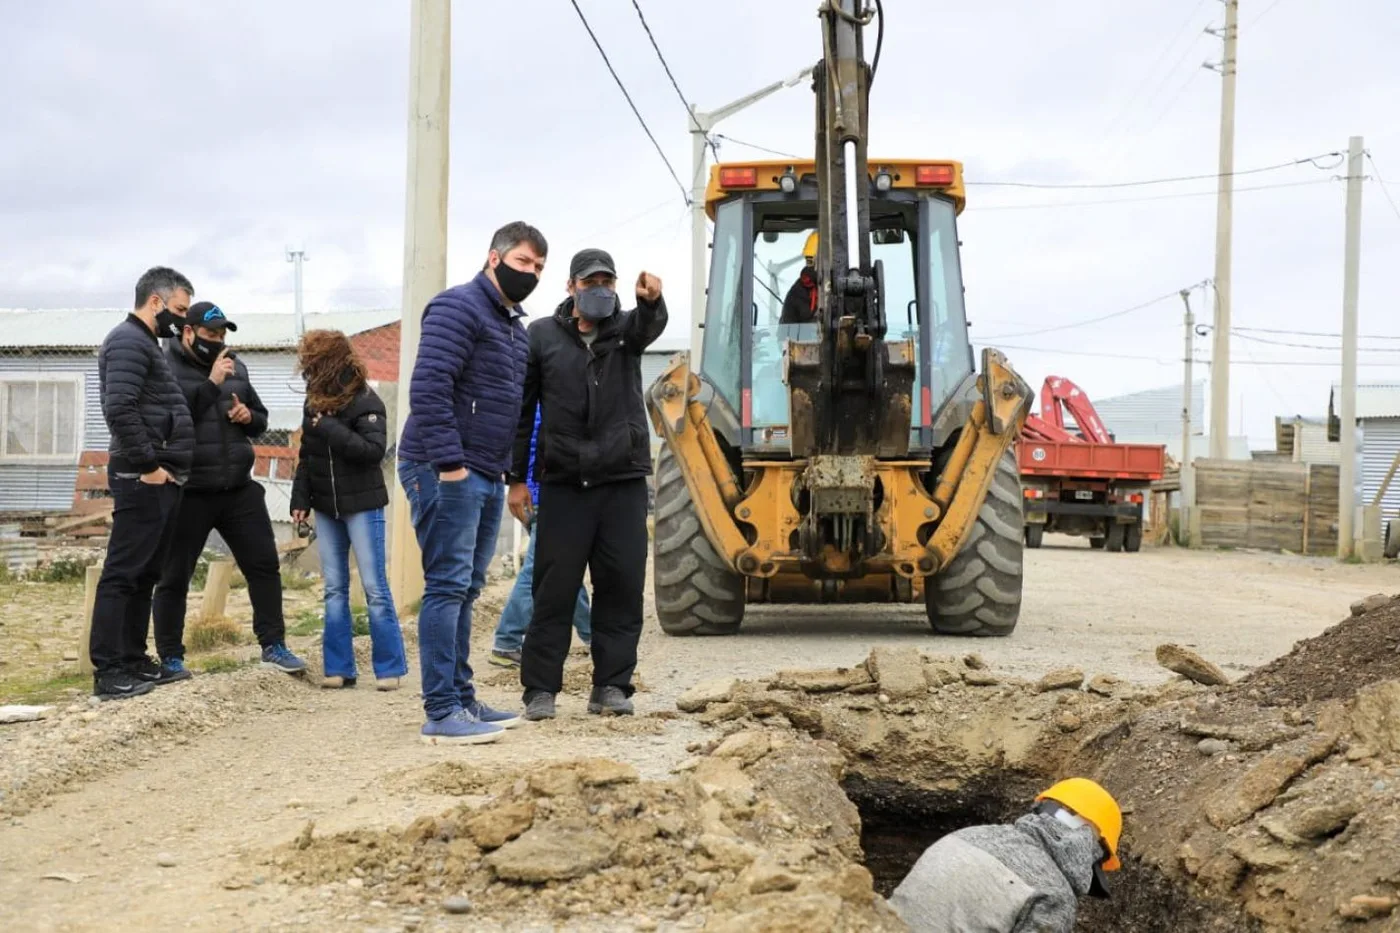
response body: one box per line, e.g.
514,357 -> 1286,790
980,288 -> 1192,340
980,341 -> 1400,368
1364,152 -> 1400,226
973,178 -> 1334,212
1247,0 -> 1289,27
629,0 -> 718,161
715,134 -> 804,161
1230,330 -> 1400,353
568,0 -> 690,205
967,152 -> 1343,191
1097,0 -> 1210,143
1234,325 -> 1400,341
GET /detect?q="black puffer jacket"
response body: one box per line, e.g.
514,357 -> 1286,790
99,315 -> 196,480
290,387 -> 390,519
509,293 -> 667,490
165,341 -> 268,491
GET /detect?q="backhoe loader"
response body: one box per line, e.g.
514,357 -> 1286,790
645,0 -> 1032,636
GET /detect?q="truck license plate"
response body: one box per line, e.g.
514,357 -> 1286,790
1074,490 -> 1093,501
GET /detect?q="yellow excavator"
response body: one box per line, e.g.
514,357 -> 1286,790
646,0 -> 1032,636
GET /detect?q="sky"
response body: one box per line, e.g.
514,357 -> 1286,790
2,0 -> 1397,447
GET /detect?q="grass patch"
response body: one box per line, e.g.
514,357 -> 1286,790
186,617 -> 247,653
195,656 -> 252,675
282,568 -> 317,591
285,607 -> 369,637
29,557 -> 95,584
352,608 -> 370,637
1,671 -> 90,705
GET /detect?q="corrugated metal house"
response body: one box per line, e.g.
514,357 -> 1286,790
1329,383 -> 1400,521
1272,416 -> 1341,465
1071,380 -> 1249,462
0,308 -> 396,514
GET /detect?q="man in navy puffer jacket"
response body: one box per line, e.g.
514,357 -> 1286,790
398,221 -> 547,745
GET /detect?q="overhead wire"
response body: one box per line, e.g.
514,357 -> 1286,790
967,152 -> 1344,190
1247,0 -> 1290,27
1229,331 -> 1400,353
979,288 -> 1190,340
629,0 -> 718,161
715,134 -> 804,161
972,178 -> 1334,212
568,0 -> 690,205
1234,325 -> 1400,341
1096,0 -> 1210,143
1364,152 -> 1400,226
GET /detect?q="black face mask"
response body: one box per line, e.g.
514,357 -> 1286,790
191,335 -> 224,365
156,306 -> 181,338
575,286 -> 619,323
494,260 -> 539,304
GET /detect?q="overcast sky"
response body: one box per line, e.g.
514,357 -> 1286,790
2,0 -> 1396,444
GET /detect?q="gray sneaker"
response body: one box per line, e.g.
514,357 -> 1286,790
489,649 -> 522,669
523,691 -> 556,721
587,685 -> 634,716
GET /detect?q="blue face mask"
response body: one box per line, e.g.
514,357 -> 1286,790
575,286 -> 618,323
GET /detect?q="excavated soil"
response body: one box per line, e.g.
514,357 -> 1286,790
1241,594 -> 1400,706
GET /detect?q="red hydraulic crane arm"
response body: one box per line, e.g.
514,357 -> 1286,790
1039,376 -> 1111,444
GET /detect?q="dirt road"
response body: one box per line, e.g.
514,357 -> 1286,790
1,541 -> 1393,931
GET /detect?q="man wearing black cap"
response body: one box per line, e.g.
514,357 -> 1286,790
508,248 -> 668,721
150,302 -> 306,682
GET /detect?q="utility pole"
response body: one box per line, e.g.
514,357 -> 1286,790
688,68 -> 813,368
1338,135 -> 1364,559
387,0 -> 451,610
1179,288 -> 1195,543
285,248 -> 308,338
1207,0 -> 1239,460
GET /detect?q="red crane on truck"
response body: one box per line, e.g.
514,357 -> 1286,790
1019,376 -> 1166,552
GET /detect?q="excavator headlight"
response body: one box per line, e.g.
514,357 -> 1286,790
779,169 -> 798,193
874,170 -> 893,192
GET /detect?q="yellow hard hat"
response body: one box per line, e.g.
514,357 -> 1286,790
803,231 -> 819,259
1036,778 -> 1123,871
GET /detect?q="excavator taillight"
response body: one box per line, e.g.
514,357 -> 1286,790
741,388 -> 753,427
915,164 -> 955,186
719,167 -> 758,188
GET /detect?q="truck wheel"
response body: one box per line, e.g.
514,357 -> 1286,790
1105,523 -> 1126,553
1025,523 -> 1045,549
1386,521 -> 1400,560
925,448 -> 1023,637
1124,523 -> 1143,553
1089,537 -> 1106,550
652,442 -> 745,636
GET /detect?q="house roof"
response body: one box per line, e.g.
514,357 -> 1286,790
0,308 -> 399,350
1329,384 -> 1400,420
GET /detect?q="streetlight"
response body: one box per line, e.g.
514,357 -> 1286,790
688,67 -> 814,368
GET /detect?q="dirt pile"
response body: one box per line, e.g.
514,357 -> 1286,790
265,744 -> 904,932
1241,593 -> 1400,706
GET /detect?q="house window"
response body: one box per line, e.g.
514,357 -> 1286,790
1,375 -> 83,461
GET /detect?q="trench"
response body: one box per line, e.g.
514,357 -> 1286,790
843,774 -> 1259,933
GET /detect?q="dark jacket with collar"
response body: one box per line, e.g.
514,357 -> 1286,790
99,314 -> 196,480
290,386 -> 390,519
398,271 -> 529,478
509,292 -> 668,490
164,340 -> 268,491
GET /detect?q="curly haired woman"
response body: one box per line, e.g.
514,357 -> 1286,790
290,330 -> 408,689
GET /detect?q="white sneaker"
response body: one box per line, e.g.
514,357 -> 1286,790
376,677 -> 401,692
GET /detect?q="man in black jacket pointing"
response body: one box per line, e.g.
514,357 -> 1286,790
508,248 -> 667,721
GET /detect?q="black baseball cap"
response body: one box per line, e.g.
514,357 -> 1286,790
569,248 -> 617,282
187,301 -> 237,331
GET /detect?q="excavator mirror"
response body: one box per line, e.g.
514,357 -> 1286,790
761,231 -> 780,243
872,228 -> 905,245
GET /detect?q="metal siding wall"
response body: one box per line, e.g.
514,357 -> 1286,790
1091,382 -> 1205,438
0,354 -> 95,510
1361,418 -> 1400,518
238,352 -> 304,415
0,465 -> 79,511
1298,422 -> 1341,465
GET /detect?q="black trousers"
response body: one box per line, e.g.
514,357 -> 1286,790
521,478 -> 648,697
89,476 -> 183,674
152,482 -> 286,658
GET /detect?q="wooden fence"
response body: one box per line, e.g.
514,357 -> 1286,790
1194,459 -> 1339,554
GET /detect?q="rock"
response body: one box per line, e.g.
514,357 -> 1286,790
1282,802 -> 1360,840
441,896 -> 473,915
698,702 -> 746,724
963,653 -> 988,670
62,651 -> 79,662
1196,852 -> 1246,894
1351,593 -> 1392,617
295,820 -> 316,850
1228,836 -> 1298,870
1180,719 -> 1302,752
713,731 -> 772,767
771,667 -> 872,693
1351,681 -> 1400,756
740,858 -> 802,894
866,647 -> 927,700
463,799 -> 536,850
485,820 -> 617,882
577,759 -> 639,787
692,757 -> 756,800
0,705 -> 52,724
677,678 -> 738,713
1036,668 -> 1085,693
1205,734 -> 1338,829
1197,738 -> 1232,756
1054,711 -> 1083,733
156,853 -> 177,868
347,877 -> 364,890
964,670 -> 1002,687
697,834 -> 761,871
706,893 -> 845,933
528,768 -> 580,798
652,813 -> 687,838
1339,895 -> 1397,920
923,661 -> 962,688
40,872 -> 84,883
1086,674 -> 1127,697
1156,644 -> 1231,686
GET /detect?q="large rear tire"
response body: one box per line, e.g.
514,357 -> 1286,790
1025,522 -> 1045,549
925,448 -> 1024,637
1105,522 -> 1126,553
1124,522 -> 1143,553
652,442 -> 745,636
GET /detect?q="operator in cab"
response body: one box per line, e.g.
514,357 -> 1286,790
779,231 -> 820,324
887,778 -> 1123,933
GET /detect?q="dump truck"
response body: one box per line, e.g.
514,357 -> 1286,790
1020,377 -> 1166,551
644,0 -> 1033,637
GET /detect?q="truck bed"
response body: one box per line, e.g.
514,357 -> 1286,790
1018,439 -> 1166,482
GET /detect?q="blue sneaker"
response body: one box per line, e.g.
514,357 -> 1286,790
420,708 -> 506,746
467,698 -> 523,730
157,657 -> 192,685
260,643 -> 307,674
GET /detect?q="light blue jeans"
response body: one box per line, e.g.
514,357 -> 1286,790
314,507 -> 409,681
493,524 -> 591,653
397,462 -> 503,721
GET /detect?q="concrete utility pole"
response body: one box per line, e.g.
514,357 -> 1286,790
387,0 -> 451,610
688,68 -> 813,368
1207,0 -> 1239,460
1179,288 -> 1196,542
1338,135 -> 1364,559
285,248 -> 308,337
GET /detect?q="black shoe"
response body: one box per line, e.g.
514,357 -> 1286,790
587,685 -> 634,716
523,691 -> 557,721
94,671 -> 156,701
128,656 -> 163,683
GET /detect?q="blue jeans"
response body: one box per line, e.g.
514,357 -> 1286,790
397,462 -> 504,721
314,507 -> 408,681
494,525 -> 591,653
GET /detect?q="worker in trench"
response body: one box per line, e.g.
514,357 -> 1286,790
887,778 -> 1123,933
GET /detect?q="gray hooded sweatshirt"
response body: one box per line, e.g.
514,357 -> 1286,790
886,812 -> 1099,933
